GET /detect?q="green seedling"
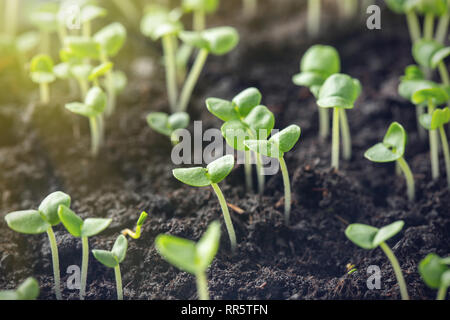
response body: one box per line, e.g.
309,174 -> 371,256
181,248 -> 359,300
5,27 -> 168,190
65,86 -> 107,157
92,235 -> 128,300
206,88 -> 274,194
413,39 -> 450,86
80,4 -> 107,37
415,0 -> 448,40
0,278 -> 40,301
418,253 -> 450,300
122,211 -> 149,239
307,0 -> 322,37
245,125 -> 301,225
292,45 -> 341,139
4,192 -> 71,300
412,86 -> 449,180
58,205 -> 112,300
141,6 -> 183,113
317,73 -> 362,169
155,221 -> 221,300
365,122 -> 415,201
345,221 -> 409,300
182,0 -> 219,31
242,0 -> 257,17
178,26 -> 240,112
385,0 -> 422,42
173,155 -> 237,251
146,112 -> 190,145
30,54 -> 56,105
419,106 -> 450,186
89,62 -> 114,86
94,22 -> 127,116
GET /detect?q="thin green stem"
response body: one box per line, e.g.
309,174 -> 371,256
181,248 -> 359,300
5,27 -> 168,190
307,0 -> 321,37
379,242 -> 410,300
211,183 -> 237,251
339,108 -> 352,161
40,83 -> 50,105
193,10 -> 205,31
80,236 -> 89,300
318,107 -> 330,139
114,265 -> 123,300
178,48 -> 209,112
89,116 -> 100,157
428,103 -> 440,180
332,107 -> 340,170
435,14 -> 450,44
439,126 -> 450,187
47,227 -> 62,300
244,149 -> 253,193
279,157 -> 292,226
424,13 -> 435,40
438,62 -> 450,86
416,106 -> 427,140
397,157 -> 415,201
195,272 -> 209,300
406,11 -> 421,43
437,284 -> 448,300
162,34 -> 178,113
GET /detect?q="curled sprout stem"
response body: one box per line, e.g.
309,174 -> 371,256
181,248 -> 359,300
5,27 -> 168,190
114,265 -> 123,300
438,126 -> 450,187
122,212 -> 148,239
340,108 -> 352,161
80,236 -> 89,300
196,271 -> 209,300
428,103 -> 440,180
397,157 -> 415,202
179,48 -> 209,112
211,183 -> 237,252
47,227 -> 62,300
279,157 -> 292,226
379,242 -> 410,300
162,35 -> 179,113
332,107 -> 341,170
319,107 -> 330,140
406,11 -> 421,43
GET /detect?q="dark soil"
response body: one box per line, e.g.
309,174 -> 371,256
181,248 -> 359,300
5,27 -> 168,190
0,1 -> 449,300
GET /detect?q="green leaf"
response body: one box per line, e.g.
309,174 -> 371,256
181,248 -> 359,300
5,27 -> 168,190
81,218 -> 112,237
206,98 -> 239,122
58,205 -> 83,237
81,4 -> 107,23
206,155 -> 234,184
292,72 -> 327,93
112,235 -> 128,263
232,88 -> 262,117
431,47 -> 450,69
71,64 -> 93,80
415,0 -> 448,15
137,212 -> 148,227
179,31 -> 208,49
365,122 -> 407,162
269,125 -> 301,154
245,140 -> 281,158
5,210 -> 50,235
141,10 -> 183,40
155,234 -> 198,274
412,87 -> 449,106
398,79 -> 437,102
372,221 -> 405,247
173,167 -> 211,187
182,0 -> 219,13
112,71 -> 127,93
401,65 -> 425,81
221,120 -> 251,151
245,106 -> 275,140
92,250 -> 118,268
195,221 -> 221,270
1,278 -> 40,300
65,36 -> 101,59
147,112 -> 172,136
38,191 -> 71,226
168,112 -> 190,131
30,54 -> 55,84
419,114 -> 433,130
180,27 -> 239,56
413,40 -> 443,69
53,63 -> 71,79
89,62 -> 114,81
345,224 -> 379,250
419,254 -> 449,289
94,22 -> 127,58
431,107 -> 450,129
85,86 -> 107,114
317,74 -> 361,109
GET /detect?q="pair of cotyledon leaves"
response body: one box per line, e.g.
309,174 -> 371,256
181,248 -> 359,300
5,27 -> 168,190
92,235 -> 128,269
292,45 -> 341,97
365,122 -> 407,163
316,74 -> 362,110
0,278 -> 40,301
386,0 -> 449,15
413,39 -> 450,70
420,107 -> 450,130
30,54 -> 56,84
146,112 -> 190,137
345,220 -> 405,250
156,221 -> 221,275
65,86 -> 107,118
206,88 -> 275,151
419,254 -> 450,289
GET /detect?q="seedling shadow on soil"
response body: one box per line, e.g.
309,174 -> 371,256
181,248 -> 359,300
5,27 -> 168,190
0,6 -> 449,300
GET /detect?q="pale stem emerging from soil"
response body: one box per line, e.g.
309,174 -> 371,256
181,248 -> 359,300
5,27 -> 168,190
435,14 -> 450,44
244,149 -> 253,193
195,272 -> 209,300
438,126 -> 450,187
179,48 -> 209,112
47,227 -> 62,300
89,116 -> 101,157
211,183 -> 237,251
437,284 -> 448,300
307,0 -> 321,38
424,13 -> 435,40
332,107 -> 340,170
339,108 -> 352,161
319,107 -> 330,140
101,52 -> 117,116
162,35 -> 179,113
279,156 -> 292,226
40,83 -> 50,105
80,236 -> 89,300
114,265 -> 123,300
396,156 -> 415,202
193,10 -> 206,31
428,103 -> 440,180
406,11 -> 421,43
379,242 -> 410,300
